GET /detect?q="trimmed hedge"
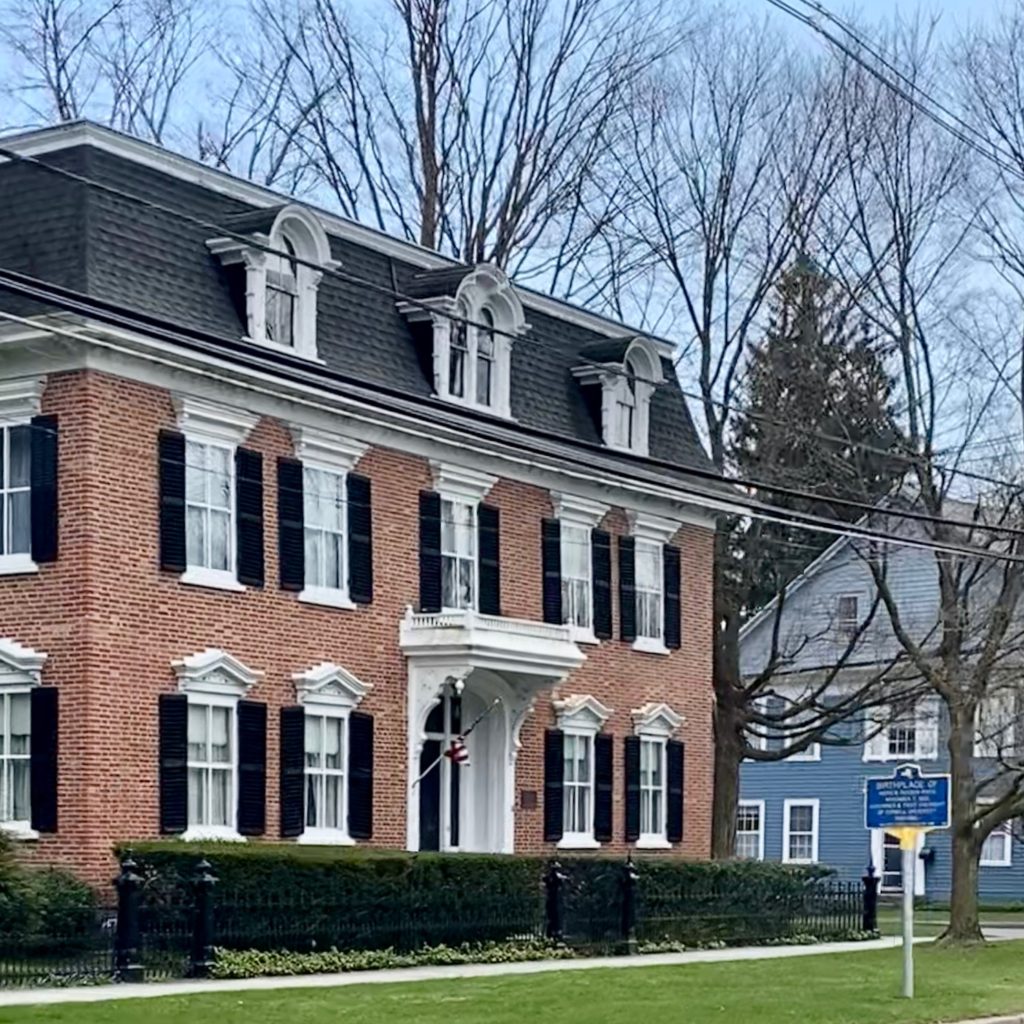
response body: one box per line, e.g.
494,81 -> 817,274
120,841 -> 836,952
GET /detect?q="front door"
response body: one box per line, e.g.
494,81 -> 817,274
871,828 -> 926,896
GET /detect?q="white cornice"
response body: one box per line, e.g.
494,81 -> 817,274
172,647 -> 263,696
431,460 -> 497,503
0,637 -> 47,685
554,693 -> 613,731
291,424 -> 367,472
0,376 -> 44,424
293,661 -> 372,709
628,511 -> 681,544
174,394 -> 258,445
0,121 -> 672,355
632,701 -> 684,738
551,492 -> 609,528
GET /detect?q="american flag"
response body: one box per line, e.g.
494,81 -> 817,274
445,737 -> 469,765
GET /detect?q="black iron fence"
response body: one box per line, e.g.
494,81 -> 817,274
0,854 -> 881,988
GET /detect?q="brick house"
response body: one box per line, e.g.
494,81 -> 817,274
0,121 -> 718,884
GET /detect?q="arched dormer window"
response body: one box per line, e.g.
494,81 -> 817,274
573,336 -> 663,456
398,263 -> 527,418
207,204 -> 338,361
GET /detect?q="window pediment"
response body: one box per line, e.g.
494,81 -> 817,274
293,662 -> 372,709
632,701 -> 683,738
554,693 -> 613,732
0,637 -> 46,686
0,377 -> 43,426
172,648 -> 262,696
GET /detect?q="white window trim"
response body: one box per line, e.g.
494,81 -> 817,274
736,799 -> 765,861
554,694 -> 613,850
978,802 -> 1013,867
863,699 -> 940,762
782,798 -> 820,864
631,702 -> 683,849
628,512 -> 678,656
206,205 -> 337,362
835,593 -> 861,640
172,648 -> 262,843
0,378 -> 44,578
974,693 -> 1016,760
292,426 -> 367,610
0,637 -> 46,841
551,492 -> 609,645
174,396 -> 258,593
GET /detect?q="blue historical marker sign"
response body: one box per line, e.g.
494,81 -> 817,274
865,763 -> 951,830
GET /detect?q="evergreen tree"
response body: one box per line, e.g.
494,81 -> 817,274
728,255 -> 904,612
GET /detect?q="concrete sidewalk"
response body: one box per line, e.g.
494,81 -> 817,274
0,934 -> 931,1008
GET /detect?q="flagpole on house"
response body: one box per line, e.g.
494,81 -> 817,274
411,696 -> 502,788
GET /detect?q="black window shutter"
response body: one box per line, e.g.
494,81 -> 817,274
158,693 -> 188,834
158,431 -> 187,573
594,733 -> 613,842
419,491 -> 442,613
478,504 -> 501,615
30,415 -> 58,564
236,448 -> 264,588
347,473 -> 374,604
348,711 -> 374,839
592,529 -> 612,639
664,544 -> 681,650
624,735 -> 640,843
618,536 -> 636,642
29,686 -> 58,833
277,458 -> 305,591
667,739 -> 685,843
237,699 -> 267,836
543,729 -> 564,842
541,518 -> 562,625
279,706 -> 306,838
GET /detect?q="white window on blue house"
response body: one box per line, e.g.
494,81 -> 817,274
736,800 -> 764,860
974,691 -> 1016,759
978,800 -> 1013,867
782,799 -> 819,864
864,700 -> 939,762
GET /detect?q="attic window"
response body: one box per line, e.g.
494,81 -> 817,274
573,337 -> 663,456
207,205 -> 337,361
398,263 -> 526,419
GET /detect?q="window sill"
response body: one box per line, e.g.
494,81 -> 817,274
0,822 -> 39,841
297,829 -> 356,846
244,336 -> 326,364
438,393 -> 514,421
980,858 -> 1012,868
180,567 -> 246,593
863,754 -> 938,763
632,636 -> 669,656
298,587 -> 357,611
635,835 -> 672,850
557,834 -> 601,850
0,554 -> 38,577
782,858 -> 817,866
181,826 -> 246,842
570,627 -> 600,646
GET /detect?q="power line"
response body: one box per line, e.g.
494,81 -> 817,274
3,288 -> 1024,568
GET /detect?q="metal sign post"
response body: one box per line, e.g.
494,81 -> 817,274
864,763 -> 951,1000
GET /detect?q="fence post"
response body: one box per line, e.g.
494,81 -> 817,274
862,863 -> 880,933
191,858 -> 218,978
113,851 -> 144,983
544,861 -> 568,942
620,855 -> 639,954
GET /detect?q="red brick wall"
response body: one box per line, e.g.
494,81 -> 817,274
1,369 -> 714,885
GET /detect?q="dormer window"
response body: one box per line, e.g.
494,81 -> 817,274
573,336 -> 664,457
399,264 -> 526,418
207,205 -> 337,361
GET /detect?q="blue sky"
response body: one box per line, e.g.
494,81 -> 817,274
768,0 -> 996,39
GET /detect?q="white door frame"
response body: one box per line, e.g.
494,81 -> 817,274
871,828 -> 925,896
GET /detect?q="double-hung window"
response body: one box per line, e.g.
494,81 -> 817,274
639,737 -> 666,841
265,236 -> 298,348
783,799 -> 819,864
0,424 -> 31,564
304,466 -> 346,593
562,731 -> 594,840
187,700 -> 234,831
635,540 -> 663,643
185,440 -> 234,577
980,816 -> 1012,867
0,691 -> 30,828
736,800 -> 764,860
441,498 -> 477,610
305,711 -> 347,834
561,523 -> 592,632
476,309 -> 495,406
865,700 -> 939,761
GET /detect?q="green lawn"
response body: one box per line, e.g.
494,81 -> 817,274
5,942 -> 1024,1024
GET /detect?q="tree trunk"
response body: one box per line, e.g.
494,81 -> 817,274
940,705 -> 984,945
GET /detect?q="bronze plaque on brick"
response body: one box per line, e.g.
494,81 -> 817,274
520,790 -> 538,810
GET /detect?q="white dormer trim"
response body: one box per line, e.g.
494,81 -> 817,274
174,395 -> 258,447
632,701 -> 684,739
291,424 -> 367,473
0,377 -> 44,426
293,662 -> 372,710
551,492 -> 609,528
554,693 -> 613,732
628,511 -> 680,545
207,205 -> 338,361
431,461 -> 497,504
0,637 -> 46,686
172,648 -> 263,697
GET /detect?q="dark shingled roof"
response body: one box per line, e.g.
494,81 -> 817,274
578,338 -> 636,365
0,134 -> 718,482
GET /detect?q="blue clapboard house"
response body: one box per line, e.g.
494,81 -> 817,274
738,528 -> 1019,903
